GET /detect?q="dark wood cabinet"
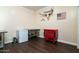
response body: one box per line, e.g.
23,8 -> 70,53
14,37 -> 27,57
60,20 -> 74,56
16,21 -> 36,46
28,29 -> 40,38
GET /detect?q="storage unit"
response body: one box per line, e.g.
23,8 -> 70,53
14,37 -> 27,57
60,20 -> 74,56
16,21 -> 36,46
0,31 -> 7,48
16,29 -> 28,43
28,29 -> 40,38
44,29 -> 58,43
0,34 -> 3,48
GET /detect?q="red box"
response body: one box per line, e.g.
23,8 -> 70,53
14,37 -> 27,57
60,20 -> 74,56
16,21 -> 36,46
44,29 -> 58,43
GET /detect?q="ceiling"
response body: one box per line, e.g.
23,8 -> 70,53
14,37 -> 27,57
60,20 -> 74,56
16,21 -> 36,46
24,6 -> 46,11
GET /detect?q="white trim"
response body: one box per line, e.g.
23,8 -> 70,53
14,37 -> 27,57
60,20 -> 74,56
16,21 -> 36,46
39,35 -> 44,38
39,36 -> 77,46
4,36 -> 77,47
58,40 -> 77,46
5,40 -> 13,44
77,46 -> 79,49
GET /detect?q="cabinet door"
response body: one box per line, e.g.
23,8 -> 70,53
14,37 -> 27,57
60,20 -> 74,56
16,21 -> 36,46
19,29 -> 28,43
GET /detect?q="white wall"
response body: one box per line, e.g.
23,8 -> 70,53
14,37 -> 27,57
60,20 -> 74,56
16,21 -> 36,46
0,6 -> 77,45
0,6 -> 37,43
36,6 -> 77,46
77,7 -> 79,48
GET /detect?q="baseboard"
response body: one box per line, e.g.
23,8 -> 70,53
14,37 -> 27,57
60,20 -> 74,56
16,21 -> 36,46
58,40 -> 77,46
39,35 -> 44,38
39,36 -> 77,46
4,36 -> 77,46
5,40 -> 13,44
77,46 -> 79,49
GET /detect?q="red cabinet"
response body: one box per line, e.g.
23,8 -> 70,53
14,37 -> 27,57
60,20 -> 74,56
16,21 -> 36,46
44,29 -> 58,43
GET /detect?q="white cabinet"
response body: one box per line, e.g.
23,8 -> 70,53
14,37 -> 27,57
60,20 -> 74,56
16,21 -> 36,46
16,29 -> 28,43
